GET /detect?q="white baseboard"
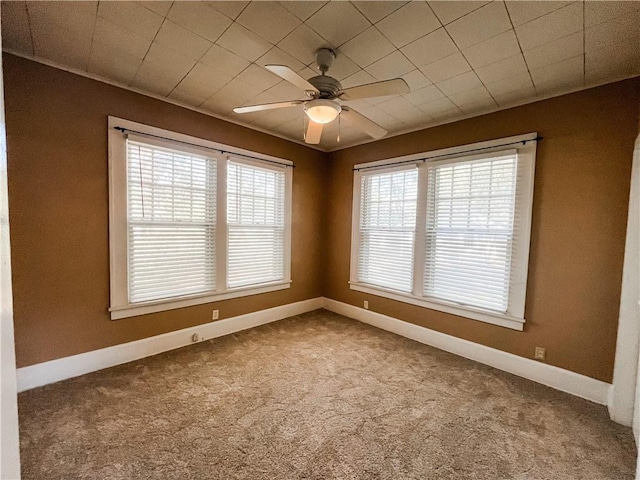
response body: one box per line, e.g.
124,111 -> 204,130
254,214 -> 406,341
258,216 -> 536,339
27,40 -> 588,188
323,298 -> 612,405
17,297 -> 324,392
17,296 -> 613,406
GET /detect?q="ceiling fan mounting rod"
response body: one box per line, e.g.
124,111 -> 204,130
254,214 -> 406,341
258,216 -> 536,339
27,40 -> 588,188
315,48 -> 336,75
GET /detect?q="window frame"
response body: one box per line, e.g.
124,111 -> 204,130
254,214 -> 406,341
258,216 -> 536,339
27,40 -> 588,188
108,117 -> 293,320
350,133 -> 537,331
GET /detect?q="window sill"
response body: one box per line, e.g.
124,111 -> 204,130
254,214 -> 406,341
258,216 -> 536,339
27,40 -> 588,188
349,283 -> 525,331
110,281 -> 291,320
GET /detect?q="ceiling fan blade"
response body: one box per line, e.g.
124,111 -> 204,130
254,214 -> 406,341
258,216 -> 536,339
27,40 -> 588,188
341,107 -> 388,139
339,78 -> 410,101
305,121 -> 323,145
233,100 -> 304,114
265,65 -> 320,94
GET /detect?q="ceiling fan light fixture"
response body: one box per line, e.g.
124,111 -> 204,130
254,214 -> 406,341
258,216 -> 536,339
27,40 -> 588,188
304,99 -> 341,124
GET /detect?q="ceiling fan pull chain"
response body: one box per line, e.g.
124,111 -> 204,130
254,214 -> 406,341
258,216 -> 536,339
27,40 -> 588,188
337,114 -> 341,143
303,113 -> 306,141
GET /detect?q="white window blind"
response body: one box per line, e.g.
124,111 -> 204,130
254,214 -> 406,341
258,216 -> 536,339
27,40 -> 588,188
127,140 -> 217,303
357,167 -> 418,292
227,159 -> 286,288
350,133 -> 536,329
423,152 -> 518,312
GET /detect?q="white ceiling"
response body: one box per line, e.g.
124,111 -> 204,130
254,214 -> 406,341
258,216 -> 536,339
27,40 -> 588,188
2,1 -> 639,151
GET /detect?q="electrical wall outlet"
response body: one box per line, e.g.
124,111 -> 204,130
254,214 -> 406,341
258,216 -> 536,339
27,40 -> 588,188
212,309 -> 219,320
535,347 -> 546,361
364,300 -> 369,310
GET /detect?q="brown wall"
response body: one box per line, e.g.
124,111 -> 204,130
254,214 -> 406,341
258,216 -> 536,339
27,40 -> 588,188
4,54 -> 327,368
326,78 -> 640,383
5,52 -> 639,383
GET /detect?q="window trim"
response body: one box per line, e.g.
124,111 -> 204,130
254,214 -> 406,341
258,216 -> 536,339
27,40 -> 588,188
350,133 -> 537,331
108,117 -> 293,320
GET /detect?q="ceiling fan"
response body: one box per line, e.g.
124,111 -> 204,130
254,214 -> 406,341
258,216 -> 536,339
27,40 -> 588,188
233,48 -> 410,145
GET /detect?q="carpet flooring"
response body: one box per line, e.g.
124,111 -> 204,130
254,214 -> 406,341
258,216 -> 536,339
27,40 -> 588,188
19,309 -> 636,479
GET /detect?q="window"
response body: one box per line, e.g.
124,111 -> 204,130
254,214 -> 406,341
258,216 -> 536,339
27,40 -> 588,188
350,134 -> 537,330
109,118 -> 292,319
227,159 -> 286,288
357,167 -> 417,293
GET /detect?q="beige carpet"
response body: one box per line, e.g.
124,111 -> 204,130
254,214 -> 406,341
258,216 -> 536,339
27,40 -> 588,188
19,310 -> 635,479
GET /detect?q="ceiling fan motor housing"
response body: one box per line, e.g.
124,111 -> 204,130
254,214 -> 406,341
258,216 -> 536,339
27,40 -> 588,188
315,48 -> 335,73
308,75 -> 342,99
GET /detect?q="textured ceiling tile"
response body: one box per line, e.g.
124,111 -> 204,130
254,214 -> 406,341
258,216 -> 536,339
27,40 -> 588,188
167,88 -> 209,108
340,69 -> 377,89
585,0 -> 640,28
340,27 -> 396,68
145,42 -> 197,76
436,71 -> 482,96
428,1 -> 489,25
493,85 -> 538,107
530,55 -> 584,94
402,69 -> 432,91
279,1 -> 326,21
167,2 -> 232,43
216,23 -> 272,62
457,99 -> 497,115
205,1 -> 248,20
87,42 -> 143,85
132,61 -> 185,96
515,2 -> 583,51
401,28 -> 458,68
418,97 -> 460,116
2,0 -> 635,150
376,96 -> 414,115
585,14 -> 640,54
1,1 -> 33,54
237,2 -> 301,44
154,20 -> 213,62
355,106 -> 403,130
306,1 -> 370,47
420,52 -> 471,84
273,117 -> 305,137
376,1 -> 441,48
200,91 -> 238,115
523,32 -> 583,71
97,1 -> 163,41
30,22 -> 92,71
485,73 -> 535,97
28,1 -> 97,40
445,1 -> 511,49
585,41 -> 640,84
205,78 -> 266,114
475,54 -> 528,84
326,52 -> 360,81
393,106 -> 432,125
463,29 -> 520,69
200,45 -> 250,78
170,62 -> 233,101
265,80 -> 308,102
366,51 -> 415,81
235,64 -> 281,90
246,90 -> 280,107
92,16 -> 152,60
448,85 -> 495,108
404,85 -> 444,107
278,24 -> 329,65
254,107 -> 303,129
506,1 -> 573,27
352,1 -> 407,24
137,1 -> 172,17
169,63 -> 231,106
257,47 -> 307,73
